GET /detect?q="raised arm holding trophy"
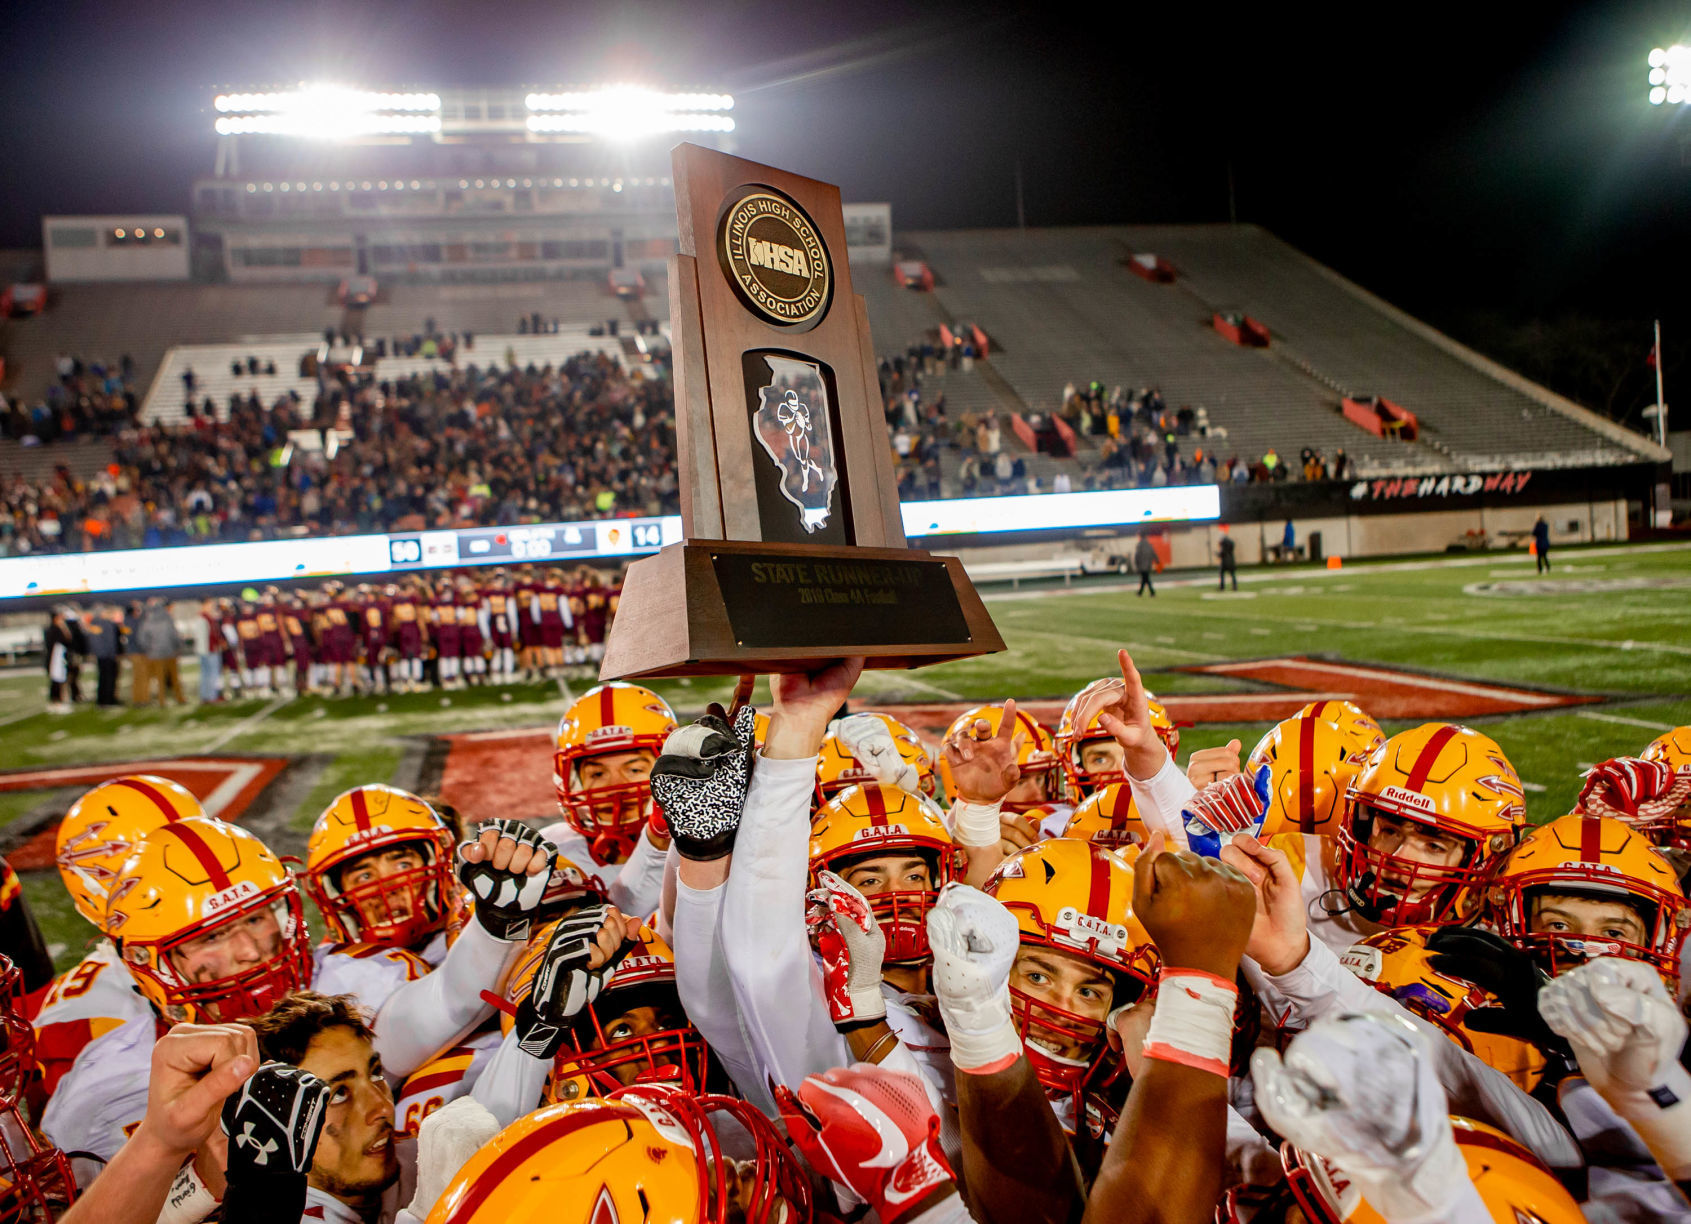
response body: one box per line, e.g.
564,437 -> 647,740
601,143 -> 1004,678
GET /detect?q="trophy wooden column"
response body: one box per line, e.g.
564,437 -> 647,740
601,144 -> 1003,678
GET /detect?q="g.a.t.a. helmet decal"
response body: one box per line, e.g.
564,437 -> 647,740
752,354 -> 837,532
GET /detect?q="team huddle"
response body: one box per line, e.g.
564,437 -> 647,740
205,565 -> 620,699
7,645 -> 1691,1224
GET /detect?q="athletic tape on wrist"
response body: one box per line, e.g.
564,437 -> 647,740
949,798 -> 1004,848
1142,968 -> 1238,1077
159,1159 -> 220,1224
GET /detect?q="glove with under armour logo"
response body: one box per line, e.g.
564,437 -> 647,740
808,871 -> 887,1027
513,903 -> 631,1060
458,818 -> 558,942
218,1062 -> 329,1224
649,704 -> 757,861
775,1064 -> 956,1224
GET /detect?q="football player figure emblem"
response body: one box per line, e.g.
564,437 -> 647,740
753,354 -> 837,532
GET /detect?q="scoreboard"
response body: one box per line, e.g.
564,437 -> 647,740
385,519 -> 672,570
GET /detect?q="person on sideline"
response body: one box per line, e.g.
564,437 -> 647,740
1134,533 -> 1158,597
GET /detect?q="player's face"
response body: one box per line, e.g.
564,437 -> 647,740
169,908 -> 282,983
722,1157 -> 792,1224
1011,945 -> 1114,1059
1531,892 -> 1649,946
1368,812 -> 1466,900
839,854 -> 933,898
299,1026 -> 399,1200
1079,739 -> 1124,778
578,750 -> 655,810
339,844 -> 427,928
586,1002 -> 688,1086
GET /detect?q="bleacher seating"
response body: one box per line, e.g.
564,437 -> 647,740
863,225 -> 1661,478
140,330 -> 631,426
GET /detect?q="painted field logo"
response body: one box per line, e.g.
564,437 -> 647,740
719,187 -> 832,328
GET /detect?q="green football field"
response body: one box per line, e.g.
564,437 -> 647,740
4,538 -> 1688,972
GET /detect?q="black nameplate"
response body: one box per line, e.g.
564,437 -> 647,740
711,551 -> 970,649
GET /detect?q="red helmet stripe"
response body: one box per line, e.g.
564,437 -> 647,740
600,685 -> 616,727
1404,725 -> 1461,793
157,823 -> 232,890
111,777 -> 187,822
1580,816 -> 1603,863
864,785 -> 889,827
438,1108 -> 616,1224
1297,716 -> 1317,833
1087,847 -> 1111,916
348,787 -> 371,833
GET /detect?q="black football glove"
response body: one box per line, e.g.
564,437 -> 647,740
458,818 -> 558,942
512,903 -> 632,1060
222,1061 -> 329,1178
649,704 -> 757,862
1423,926 -> 1573,1061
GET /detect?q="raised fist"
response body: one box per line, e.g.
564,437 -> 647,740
808,870 -> 887,1026
1133,833 -> 1254,980
775,1064 -> 955,1224
833,713 -> 921,794
220,1061 -> 330,1178
926,883 -> 1022,1072
649,705 -> 757,861
1577,757 -> 1691,826
458,818 -> 558,942
513,903 -> 632,1059
1539,957 -> 1688,1100
1251,1012 -> 1470,1223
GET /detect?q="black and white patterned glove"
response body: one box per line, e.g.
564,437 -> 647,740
458,818 -> 558,942
649,705 -> 757,861
221,1062 -> 329,1178
513,904 -> 630,1059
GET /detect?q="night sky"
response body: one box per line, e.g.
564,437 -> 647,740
2,1 -> 1688,408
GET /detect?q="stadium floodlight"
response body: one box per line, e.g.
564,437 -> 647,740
524,87 -> 733,112
212,84 -> 442,137
526,112 -> 735,137
1648,46 -> 1691,103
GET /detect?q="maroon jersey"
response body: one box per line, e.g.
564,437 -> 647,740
484,585 -> 518,648
456,591 -> 484,656
578,585 -> 610,645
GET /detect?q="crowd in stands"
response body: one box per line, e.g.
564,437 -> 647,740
1,349 -> 678,556
1,353 -> 141,443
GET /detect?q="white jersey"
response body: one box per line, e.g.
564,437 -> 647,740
38,1009 -> 155,1187
31,942 -> 152,1097
313,941 -> 434,1016
395,1027 -> 503,1138
1557,1076 -> 1691,1223
539,819 -> 667,919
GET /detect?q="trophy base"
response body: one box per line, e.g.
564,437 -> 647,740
599,539 -> 1005,679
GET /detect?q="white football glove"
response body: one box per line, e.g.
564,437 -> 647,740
926,883 -> 1022,1072
1539,956 -> 1691,1178
832,713 -> 919,794
1251,1012 -> 1475,1224
808,870 -> 888,1026
405,1096 -> 502,1221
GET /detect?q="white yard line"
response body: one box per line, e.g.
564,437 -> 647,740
1005,626 -> 1219,662
1576,710 -> 1677,732
1158,606 -> 1691,658
874,672 -> 965,702
0,705 -> 45,729
200,696 -> 288,754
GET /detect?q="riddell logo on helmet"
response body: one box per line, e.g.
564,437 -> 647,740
201,881 -> 260,917
1377,786 -> 1435,813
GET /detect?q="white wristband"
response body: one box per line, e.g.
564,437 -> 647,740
949,798 -> 1004,849
1143,968 -> 1238,1078
159,1159 -> 220,1224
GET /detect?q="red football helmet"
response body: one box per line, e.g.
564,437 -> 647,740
0,955 -> 76,1220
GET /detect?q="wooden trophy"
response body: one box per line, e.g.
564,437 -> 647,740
600,144 -> 1004,679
